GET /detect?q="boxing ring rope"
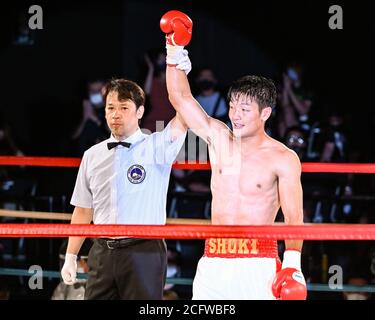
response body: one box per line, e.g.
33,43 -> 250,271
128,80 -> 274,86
0,209 -> 210,224
0,223 -> 375,239
2,155 -> 375,173
0,156 -> 81,168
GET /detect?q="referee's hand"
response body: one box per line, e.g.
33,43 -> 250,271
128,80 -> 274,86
61,253 -> 78,285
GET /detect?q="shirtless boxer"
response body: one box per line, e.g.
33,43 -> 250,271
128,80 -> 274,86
160,10 -> 307,300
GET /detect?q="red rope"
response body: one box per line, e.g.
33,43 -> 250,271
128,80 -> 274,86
1,156 -> 375,173
301,163 -> 375,174
0,156 -> 81,167
1,223 -> 374,240
173,162 -> 211,170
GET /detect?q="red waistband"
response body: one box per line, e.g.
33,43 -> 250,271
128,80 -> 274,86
204,238 -> 279,258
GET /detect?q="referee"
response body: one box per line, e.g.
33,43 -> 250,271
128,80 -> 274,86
61,78 -> 187,299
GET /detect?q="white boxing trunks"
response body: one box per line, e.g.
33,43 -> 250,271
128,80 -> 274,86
192,238 -> 281,300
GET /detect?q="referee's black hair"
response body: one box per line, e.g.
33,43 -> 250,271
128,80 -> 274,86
103,78 -> 145,109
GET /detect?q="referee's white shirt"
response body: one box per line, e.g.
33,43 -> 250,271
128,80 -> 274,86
71,122 -> 186,225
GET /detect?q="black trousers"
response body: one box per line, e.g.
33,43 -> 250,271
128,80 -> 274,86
85,238 -> 167,300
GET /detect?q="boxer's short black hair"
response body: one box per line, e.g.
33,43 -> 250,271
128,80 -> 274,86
227,75 -> 277,110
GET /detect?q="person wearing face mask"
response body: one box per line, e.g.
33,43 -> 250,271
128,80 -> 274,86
71,79 -> 109,156
142,49 -> 176,133
194,67 -> 229,124
277,62 -> 314,139
0,115 -> 24,183
320,109 -> 347,163
89,91 -> 103,107
284,126 -> 307,161
0,114 -> 26,214
318,108 -> 353,222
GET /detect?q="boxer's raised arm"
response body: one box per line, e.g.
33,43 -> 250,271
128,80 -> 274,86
161,10 -> 227,144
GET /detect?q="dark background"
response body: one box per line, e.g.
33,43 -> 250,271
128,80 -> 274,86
0,0 -> 374,156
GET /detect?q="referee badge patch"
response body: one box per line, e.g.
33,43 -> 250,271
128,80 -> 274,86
127,164 -> 146,184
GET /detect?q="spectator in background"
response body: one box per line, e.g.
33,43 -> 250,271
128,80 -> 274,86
320,109 -> 348,163
283,126 -> 318,224
142,49 -> 176,133
194,67 -> 229,124
0,114 -> 25,203
71,79 -> 108,156
284,126 -> 307,161
0,114 -> 23,159
277,62 -> 314,139
0,116 -> 30,288
310,109 -> 352,223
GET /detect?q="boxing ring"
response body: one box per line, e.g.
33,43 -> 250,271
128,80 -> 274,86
1,156 -> 375,297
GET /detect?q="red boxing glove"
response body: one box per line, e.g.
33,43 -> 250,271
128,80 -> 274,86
160,10 -> 193,46
272,267 -> 307,300
272,249 -> 307,300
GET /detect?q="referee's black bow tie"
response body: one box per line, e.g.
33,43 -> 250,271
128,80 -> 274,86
107,141 -> 131,150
